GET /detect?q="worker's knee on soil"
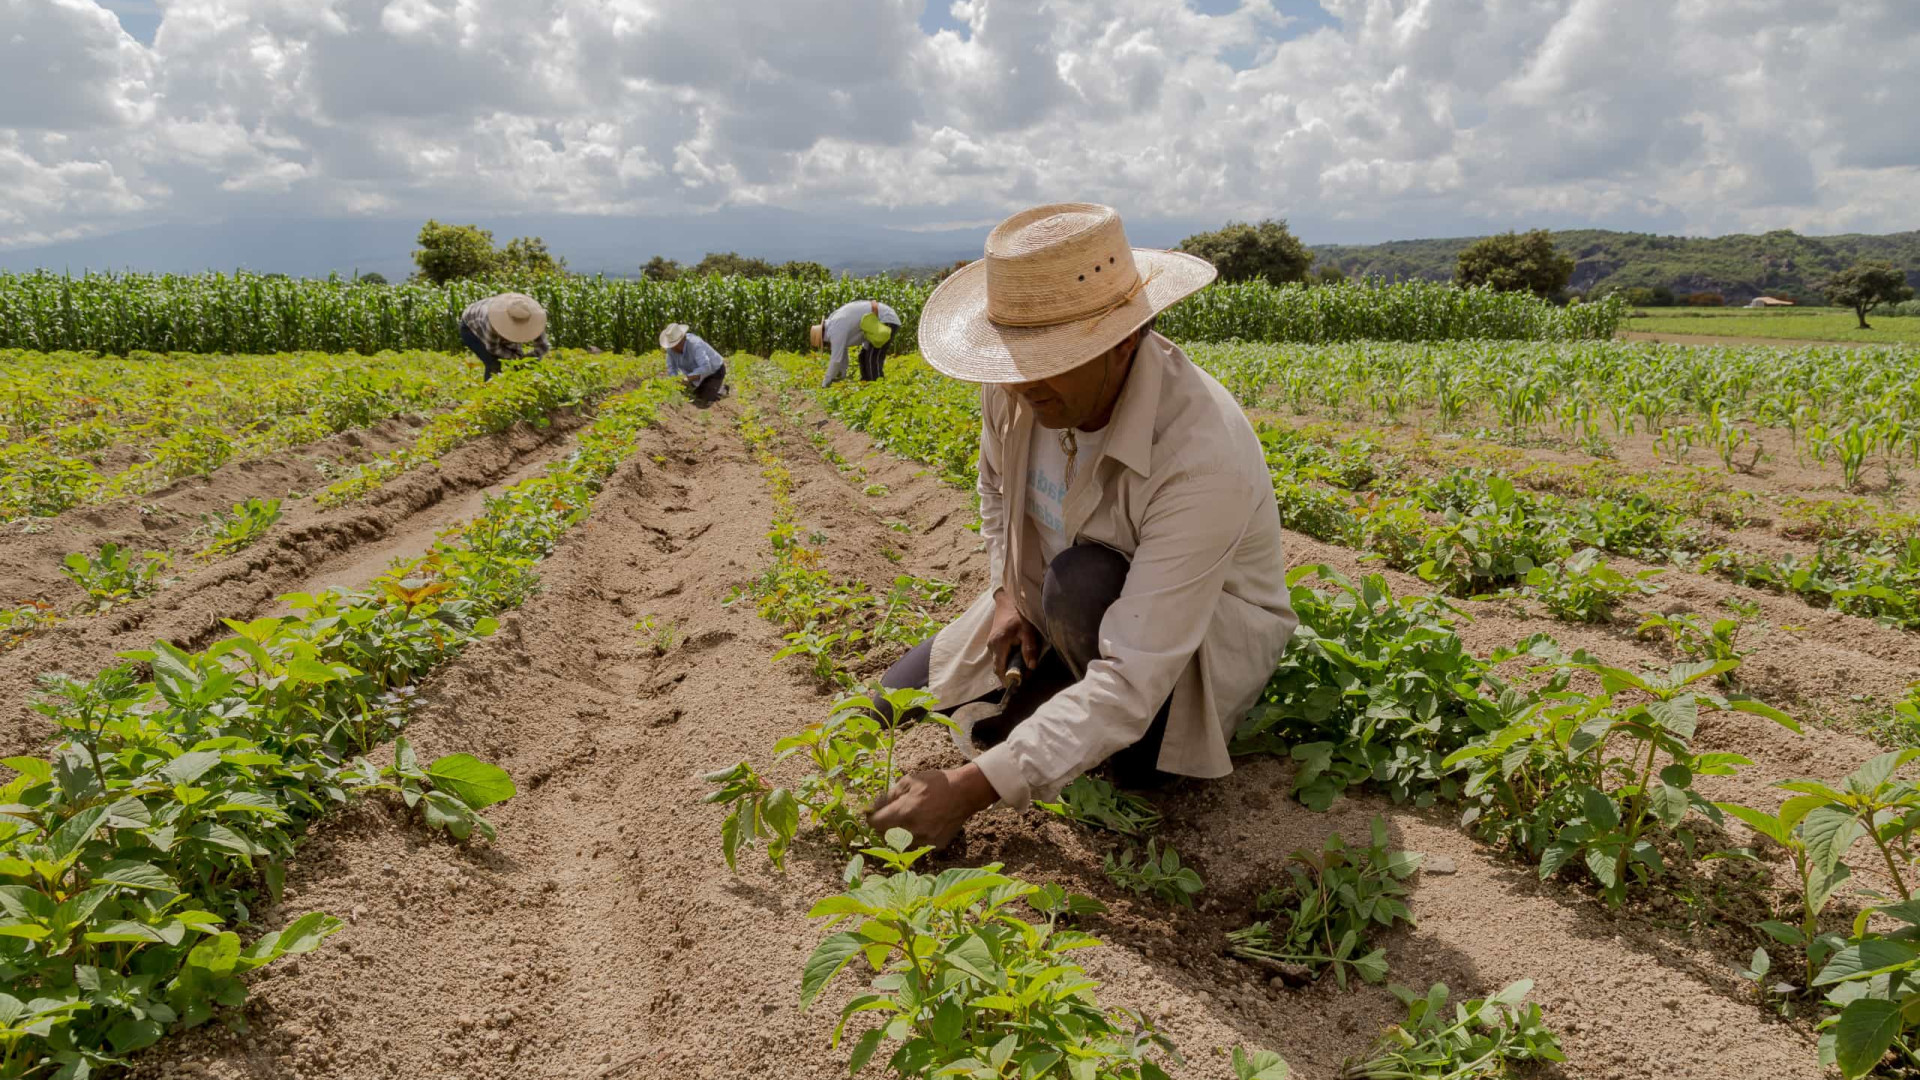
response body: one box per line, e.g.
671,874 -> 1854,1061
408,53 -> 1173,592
1041,543 -> 1130,677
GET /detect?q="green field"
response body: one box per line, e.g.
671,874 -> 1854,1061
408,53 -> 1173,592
1625,306 -> 1920,344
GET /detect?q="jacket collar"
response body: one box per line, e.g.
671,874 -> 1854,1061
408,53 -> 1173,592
1095,331 -> 1166,478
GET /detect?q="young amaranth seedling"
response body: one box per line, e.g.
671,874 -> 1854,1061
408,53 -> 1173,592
703,685 -> 952,870
1037,775 -> 1163,836
1104,840 -> 1205,908
801,828 -> 1179,1079
1340,980 -> 1563,1080
1227,817 -> 1420,989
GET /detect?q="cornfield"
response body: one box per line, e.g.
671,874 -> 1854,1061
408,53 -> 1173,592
0,271 -> 1626,357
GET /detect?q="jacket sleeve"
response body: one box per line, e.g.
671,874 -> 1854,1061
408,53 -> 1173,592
972,470 -> 1255,807
530,332 -> 552,358
976,386 -> 1008,591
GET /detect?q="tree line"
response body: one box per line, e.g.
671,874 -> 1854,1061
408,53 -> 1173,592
395,217 -> 1912,328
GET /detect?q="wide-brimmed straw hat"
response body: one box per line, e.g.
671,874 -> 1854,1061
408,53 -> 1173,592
809,322 -> 825,350
487,293 -> 547,344
919,203 -> 1215,384
659,323 -> 689,350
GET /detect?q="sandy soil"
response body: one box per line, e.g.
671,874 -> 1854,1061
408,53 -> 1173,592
113,381 -> 1914,1080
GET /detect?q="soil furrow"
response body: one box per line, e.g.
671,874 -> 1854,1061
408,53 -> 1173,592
137,390 -> 1836,1080
0,409 -> 591,755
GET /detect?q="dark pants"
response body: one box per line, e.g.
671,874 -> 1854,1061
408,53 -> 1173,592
689,365 -> 727,405
881,543 -> 1173,789
858,341 -> 891,382
459,324 -> 503,381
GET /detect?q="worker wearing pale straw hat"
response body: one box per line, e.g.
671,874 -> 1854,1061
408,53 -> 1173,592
812,299 -> 902,387
659,323 -> 729,404
457,293 -> 551,381
866,203 -> 1297,851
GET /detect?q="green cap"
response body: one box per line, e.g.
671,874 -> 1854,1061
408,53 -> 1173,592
860,312 -> 893,348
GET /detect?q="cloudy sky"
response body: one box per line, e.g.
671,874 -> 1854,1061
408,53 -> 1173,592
4,0 -> 1917,258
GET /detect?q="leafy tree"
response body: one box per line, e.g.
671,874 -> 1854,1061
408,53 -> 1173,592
1308,262 -> 1348,286
355,271 -> 389,286
1822,260 -> 1915,329
1176,219 -> 1313,286
1454,230 -> 1575,298
497,235 -> 566,276
775,260 -> 831,282
640,256 -> 682,281
1683,291 -> 1724,307
690,251 -> 777,278
412,220 -> 500,285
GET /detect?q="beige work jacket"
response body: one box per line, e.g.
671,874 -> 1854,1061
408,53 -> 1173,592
927,332 -> 1297,807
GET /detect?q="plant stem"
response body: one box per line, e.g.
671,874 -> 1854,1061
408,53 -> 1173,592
1867,825 -> 1912,901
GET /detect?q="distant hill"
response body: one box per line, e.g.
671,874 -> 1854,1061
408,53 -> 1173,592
1311,229 -> 1920,304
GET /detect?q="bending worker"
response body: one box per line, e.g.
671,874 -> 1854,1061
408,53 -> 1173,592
457,292 -> 550,381
868,202 -> 1297,850
659,323 -> 729,403
813,299 -> 901,387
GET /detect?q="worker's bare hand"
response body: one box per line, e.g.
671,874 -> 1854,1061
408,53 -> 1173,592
868,764 -> 998,850
987,589 -> 1042,675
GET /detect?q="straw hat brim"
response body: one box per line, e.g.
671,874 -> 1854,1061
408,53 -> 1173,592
919,249 -> 1215,384
659,323 -> 689,350
487,294 -> 547,343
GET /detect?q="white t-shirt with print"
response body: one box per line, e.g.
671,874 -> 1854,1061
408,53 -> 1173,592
1026,423 -> 1109,566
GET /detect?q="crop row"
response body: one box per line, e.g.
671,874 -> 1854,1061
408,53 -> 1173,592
761,349 -> 1920,1076
707,377 -> 1570,1079
314,350 -> 656,506
0,272 -> 1623,358
0,351 -> 474,522
0,380 -> 680,1076
1193,339 -> 1920,492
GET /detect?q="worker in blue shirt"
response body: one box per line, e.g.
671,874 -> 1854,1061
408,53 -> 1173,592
659,323 -> 729,404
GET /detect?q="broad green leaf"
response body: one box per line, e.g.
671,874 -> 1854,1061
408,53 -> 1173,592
1803,806 -> 1867,877
1833,998 -> 1904,1079
1715,802 -> 1789,848
1814,940 -> 1920,986
425,754 -> 517,809
1727,696 -> 1803,733
801,932 -> 865,1009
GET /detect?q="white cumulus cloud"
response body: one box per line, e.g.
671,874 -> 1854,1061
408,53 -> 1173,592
0,0 -> 1914,251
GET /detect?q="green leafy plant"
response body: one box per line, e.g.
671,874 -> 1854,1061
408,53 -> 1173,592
1339,980 -> 1564,1079
1232,1048 -> 1293,1080
704,686 -> 952,871
1513,547 -> 1663,623
1811,900 -> 1920,1077
800,829 -> 1177,1079
192,497 -> 283,561
1711,795 -> 1849,994
60,542 -> 172,610
1232,565 -> 1518,811
1036,776 -> 1162,837
634,615 -> 680,654
1635,610 -> 1747,680
1103,841 -> 1205,908
339,737 -> 518,842
1465,657 -> 1797,905
1226,818 -> 1419,988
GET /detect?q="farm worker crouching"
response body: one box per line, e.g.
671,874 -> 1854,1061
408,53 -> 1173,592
457,293 -> 551,381
659,323 -> 729,404
868,202 -> 1297,850
813,299 -> 901,387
